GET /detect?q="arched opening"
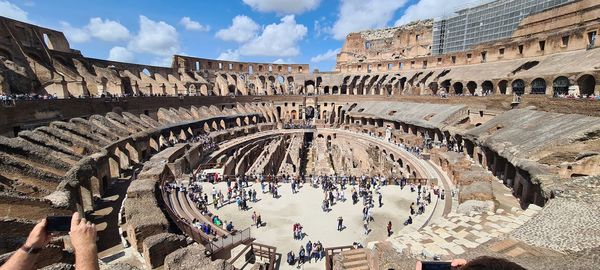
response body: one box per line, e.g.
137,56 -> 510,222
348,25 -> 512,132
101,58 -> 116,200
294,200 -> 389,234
276,106 -> 282,119
228,85 -> 236,95
453,82 -> 464,95
397,158 -> 403,168
305,80 -> 315,95
341,85 -> 347,95
577,74 -> 596,96
440,80 -> 451,93
531,78 -> 547,95
332,86 -> 339,95
466,81 -> 477,95
512,79 -> 525,96
428,82 -> 439,95
399,77 -> 407,92
291,110 -> 298,119
553,76 -> 570,96
498,80 -> 508,94
323,86 -> 330,95
482,81 -> 493,95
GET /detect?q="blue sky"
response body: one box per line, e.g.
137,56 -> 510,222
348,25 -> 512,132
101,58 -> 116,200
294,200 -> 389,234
0,0 -> 478,71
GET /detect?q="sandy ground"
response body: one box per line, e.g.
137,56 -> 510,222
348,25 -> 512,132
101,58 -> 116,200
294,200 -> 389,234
201,181 -> 434,269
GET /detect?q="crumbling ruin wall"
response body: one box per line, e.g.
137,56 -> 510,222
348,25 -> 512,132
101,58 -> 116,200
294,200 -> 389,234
142,233 -> 188,269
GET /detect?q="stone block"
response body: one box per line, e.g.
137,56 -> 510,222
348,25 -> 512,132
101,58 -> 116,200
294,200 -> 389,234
164,244 -> 234,270
142,233 -> 188,269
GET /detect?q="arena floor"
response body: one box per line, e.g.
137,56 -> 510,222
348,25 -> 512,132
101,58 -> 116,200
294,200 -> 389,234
201,181 -> 435,269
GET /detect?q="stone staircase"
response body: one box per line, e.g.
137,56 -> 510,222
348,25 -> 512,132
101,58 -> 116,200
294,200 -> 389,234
313,138 -> 335,175
339,249 -> 370,270
305,143 -> 316,175
389,205 -> 542,260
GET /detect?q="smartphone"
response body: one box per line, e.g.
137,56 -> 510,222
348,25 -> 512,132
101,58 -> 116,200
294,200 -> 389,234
421,261 -> 452,270
46,216 -> 72,232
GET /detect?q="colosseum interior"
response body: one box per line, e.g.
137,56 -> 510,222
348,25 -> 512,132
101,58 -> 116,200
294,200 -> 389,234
0,0 -> 599,270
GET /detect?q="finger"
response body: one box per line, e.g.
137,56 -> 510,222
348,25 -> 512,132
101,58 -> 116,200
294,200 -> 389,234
71,212 -> 81,229
415,261 -> 422,270
451,259 -> 467,267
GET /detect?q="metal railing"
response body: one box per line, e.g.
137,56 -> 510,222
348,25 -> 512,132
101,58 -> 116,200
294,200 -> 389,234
208,227 -> 252,253
325,245 -> 355,270
251,243 -> 277,270
160,181 -> 252,254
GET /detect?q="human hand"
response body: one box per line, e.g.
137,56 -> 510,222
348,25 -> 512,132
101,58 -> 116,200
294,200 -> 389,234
415,259 -> 468,270
70,212 -> 97,255
24,219 -> 51,249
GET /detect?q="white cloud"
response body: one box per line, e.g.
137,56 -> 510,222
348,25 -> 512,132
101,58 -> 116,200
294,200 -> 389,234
314,17 -> 331,39
180,16 -> 210,32
215,15 -> 260,43
0,0 -> 29,22
310,48 -> 340,63
60,21 -> 91,43
331,0 -> 408,40
273,59 -> 286,64
87,18 -> 130,42
128,15 -> 180,56
60,18 -> 129,43
240,15 -> 307,57
151,56 -> 173,67
395,0 -> 493,26
217,49 -> 240,61
108,46 -> 134,62
242,0 -> 321,14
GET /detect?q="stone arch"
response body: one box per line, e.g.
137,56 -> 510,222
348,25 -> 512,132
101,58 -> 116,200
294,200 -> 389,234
276,106 -> 282,120
220,119 -> 226,129
498,80 -> 508,94
481,80 -> 493,94
577,74 -> 596,96
531,78 -> 547,95
125,142 -> 140,164
511,79 -> 526,96
553,76 -> 570,96
115,147 -> 130,170
324,86 -> 330,95
453,82 -> 464,95
305,80 -> 315,95
332,86 -> 339,95
466,81 -> 477,95
440,79 -> 451,93
399,77 -> 407,93
108,155 -> 120,179
428,82 -> 439,95
149,137 -> 159,153
228,85 -> 236,95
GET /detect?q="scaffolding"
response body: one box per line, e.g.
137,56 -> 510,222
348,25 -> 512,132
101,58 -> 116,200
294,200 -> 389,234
431,0 -> 573,55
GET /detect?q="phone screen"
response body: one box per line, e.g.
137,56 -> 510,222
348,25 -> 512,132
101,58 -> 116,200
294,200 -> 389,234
46,216 -> 72,232
421,261 -> 452,270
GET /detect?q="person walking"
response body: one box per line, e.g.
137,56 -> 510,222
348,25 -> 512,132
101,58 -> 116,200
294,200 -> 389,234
298,246 -> 306,265
387,221 -> 392,237
363,220 -> 369,235
256,213 -> 262,228
337,216 -> 344,231
378,192 -> 383,208
306,241 -> 313,263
